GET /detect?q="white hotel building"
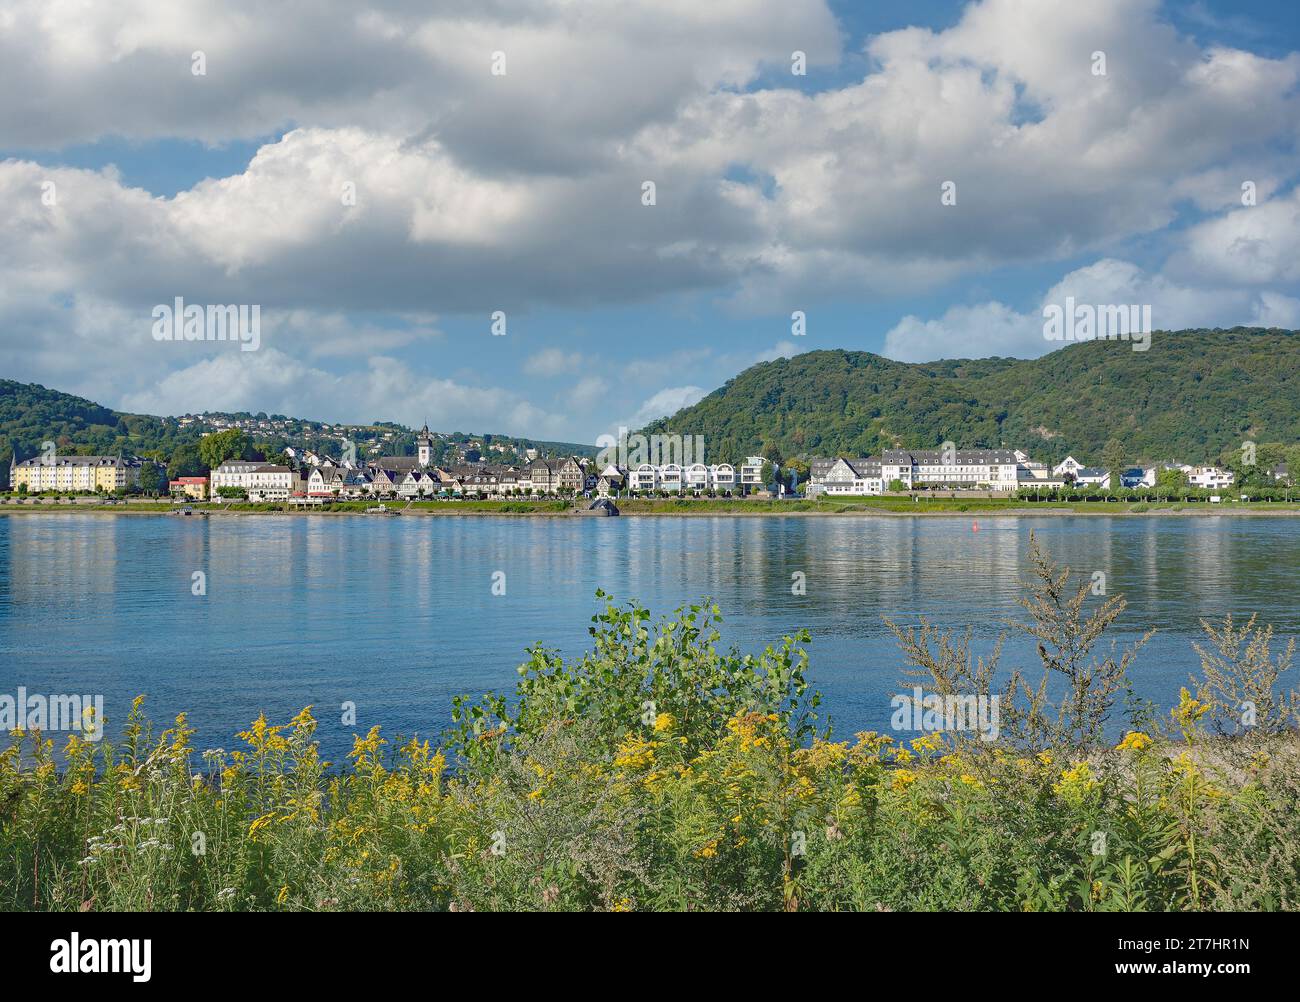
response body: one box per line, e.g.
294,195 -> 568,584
809,449 -> 1021,495
879,449 -> 1020,489
210,460 -> 300,499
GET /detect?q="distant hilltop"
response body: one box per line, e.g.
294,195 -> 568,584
641,327 -> 1300,466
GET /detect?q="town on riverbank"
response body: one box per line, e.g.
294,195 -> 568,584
7,432 -> 1298,515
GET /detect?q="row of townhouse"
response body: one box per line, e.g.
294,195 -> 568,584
628,461 -> 737,493
624,456 -> 773,495
208,450 -> 599,501
10,454 -> 155,492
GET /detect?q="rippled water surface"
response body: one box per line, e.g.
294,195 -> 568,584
2,513 -> 1297,758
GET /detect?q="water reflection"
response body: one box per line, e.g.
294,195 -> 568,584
0,513 -> 1296,759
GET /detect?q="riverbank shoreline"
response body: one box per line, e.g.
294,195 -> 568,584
5,499 -> 1300,518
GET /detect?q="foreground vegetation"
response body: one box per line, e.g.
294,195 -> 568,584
2,536 -> 1298,911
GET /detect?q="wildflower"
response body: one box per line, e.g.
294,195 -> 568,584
694,838 -> 720,859
613,736 -> 656,771
1171,688 -> 1209,740
891,769 -> 917,792
652,712 -> 673,733
1117,731 -> 1153,752
911,733 -> 944,754
1052,761 -> 1100,805
248,812 -> 279,840
277,885 -> 289,905
238,713 -> 290,754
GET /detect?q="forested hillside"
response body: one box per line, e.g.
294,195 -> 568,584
643,328 -> 1299,464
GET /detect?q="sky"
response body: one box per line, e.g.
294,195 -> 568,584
1,0 -> 1298,446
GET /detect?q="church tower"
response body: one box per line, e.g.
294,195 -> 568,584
417,423 -> 434,468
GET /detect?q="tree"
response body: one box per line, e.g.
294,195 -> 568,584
199,430 -> 249,472
167,442 -> 204,479
1102,438 -> 1125,488
1157,466 -> 1185,493
138,463 -> 164,495
1285,445 -> 1300,487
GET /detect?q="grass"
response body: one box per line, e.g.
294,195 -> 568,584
2,537 -> 1298,912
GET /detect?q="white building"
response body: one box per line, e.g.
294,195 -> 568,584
1121,467 -> 1157,489
880,449 -> 1020,490
810,449 -> 1020,493
211,461 -> 299,498
399,470 -> 439,498
1186,465 -> 1234,489
739,456 -> 769,493
628,462 -> 736,493
813,458 -> 884,496
1015,452 -> 1067,489
1052,456 -> 1087,478
1072,468 -> 1111,489
244,466 -> 301,500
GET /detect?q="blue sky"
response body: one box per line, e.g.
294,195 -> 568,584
1,0 -> 1297,445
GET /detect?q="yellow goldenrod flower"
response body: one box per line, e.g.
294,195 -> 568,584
694,838 -> 720,859
1116,731 -> 1153,752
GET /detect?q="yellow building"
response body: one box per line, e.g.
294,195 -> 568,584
10,454 -> 146,493
169,476 -> 209,500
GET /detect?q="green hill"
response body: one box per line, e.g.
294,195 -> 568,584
0,380 -> 593,477
0,380 -> 179,464
642,327 -> 1300,465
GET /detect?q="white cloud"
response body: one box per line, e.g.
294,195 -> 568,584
116,350 -> 573,439
883,256 -> 1288,362
1,0 -> 1297,436
620,385 -> 708,429
0,0 -> 842,157
884,301 -> 1042,362
1169,185 -> 1300,285
754,340 -> 800,363
524,348 -> 587,377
